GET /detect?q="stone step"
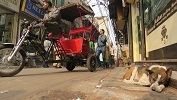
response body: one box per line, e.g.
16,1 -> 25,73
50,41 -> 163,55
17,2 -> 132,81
134,59 -> 177,71
135,59 -> 177,63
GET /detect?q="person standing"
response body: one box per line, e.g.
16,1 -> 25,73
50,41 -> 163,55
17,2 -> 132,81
88,38 -> 94,52
96,29 -> 107,68
42,39 -> 51,68
94,40 -> 98,52
53,46 -> 62,68
105,44 -> 110,67
109,42 -> 115,67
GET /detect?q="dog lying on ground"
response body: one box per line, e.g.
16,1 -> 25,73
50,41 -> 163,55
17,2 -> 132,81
123,65 -> 172,92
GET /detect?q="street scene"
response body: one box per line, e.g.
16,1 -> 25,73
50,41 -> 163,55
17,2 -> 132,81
1,66 -> 177,100
1,0 -> 177,100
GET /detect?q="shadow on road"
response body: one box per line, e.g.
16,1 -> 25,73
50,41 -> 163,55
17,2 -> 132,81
14,68 -> 98,77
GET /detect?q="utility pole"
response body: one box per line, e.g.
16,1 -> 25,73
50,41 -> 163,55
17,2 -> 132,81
139,0 -> 146,60
128,4 -> 133,62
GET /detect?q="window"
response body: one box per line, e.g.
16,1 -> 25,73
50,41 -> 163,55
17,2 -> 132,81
0,8 -> 14,43
143,0 -> 171,26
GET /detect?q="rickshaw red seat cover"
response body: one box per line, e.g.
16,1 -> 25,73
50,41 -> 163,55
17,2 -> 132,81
60,38 -> 83,54
69,26 -> 92,35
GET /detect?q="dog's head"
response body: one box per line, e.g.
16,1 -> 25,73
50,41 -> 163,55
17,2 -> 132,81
147,66 -> 172,92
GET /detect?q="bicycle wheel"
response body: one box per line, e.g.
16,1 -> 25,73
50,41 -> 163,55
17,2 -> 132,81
0,45 -> 26,77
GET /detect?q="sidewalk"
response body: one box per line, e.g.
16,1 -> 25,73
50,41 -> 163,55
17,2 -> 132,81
97,67 -> 177,100
169,71 -> 177,89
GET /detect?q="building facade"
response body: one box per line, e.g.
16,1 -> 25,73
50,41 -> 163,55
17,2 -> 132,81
109,0 -> 177,62
0,0 -> 21,44
108,0 -> 129,60
129,1 -> 142,61
143,0 -> 177,60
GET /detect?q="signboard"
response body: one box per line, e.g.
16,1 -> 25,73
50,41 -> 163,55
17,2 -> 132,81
22,0 -> 45,19
0,0 -> 20,12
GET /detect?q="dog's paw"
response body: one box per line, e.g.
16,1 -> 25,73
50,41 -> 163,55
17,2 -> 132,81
156,85 -> 165,92
123,79 -> 131,83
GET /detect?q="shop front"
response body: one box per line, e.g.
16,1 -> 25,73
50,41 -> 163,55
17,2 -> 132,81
0,0 -> 20,44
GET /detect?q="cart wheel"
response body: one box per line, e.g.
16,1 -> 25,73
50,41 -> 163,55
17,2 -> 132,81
65,62 -> 75,71
87,54 -> 97,72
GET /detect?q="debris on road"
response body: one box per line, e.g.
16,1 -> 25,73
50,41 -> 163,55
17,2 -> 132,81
96,85 -> 102,88
0,90 -> 9,94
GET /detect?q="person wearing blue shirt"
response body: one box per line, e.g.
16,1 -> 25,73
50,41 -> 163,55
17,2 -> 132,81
96,29 -> 107,68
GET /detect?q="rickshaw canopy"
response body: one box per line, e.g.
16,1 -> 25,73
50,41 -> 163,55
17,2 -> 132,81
59,2 -> 94,22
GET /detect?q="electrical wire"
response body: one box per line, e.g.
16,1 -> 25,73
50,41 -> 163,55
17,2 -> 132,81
87,0 -> 92,4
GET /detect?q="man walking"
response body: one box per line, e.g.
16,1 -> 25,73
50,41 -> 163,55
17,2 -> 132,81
96,29 -> 107,68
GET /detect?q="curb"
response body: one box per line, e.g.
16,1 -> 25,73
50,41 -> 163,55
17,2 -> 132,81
169,79 -> 177,89
169,71 -> 177,89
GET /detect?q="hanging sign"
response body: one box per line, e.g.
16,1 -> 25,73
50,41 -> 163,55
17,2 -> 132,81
21,0 -> 45,19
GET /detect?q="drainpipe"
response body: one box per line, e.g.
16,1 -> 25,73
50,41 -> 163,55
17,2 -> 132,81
139,0 -> 146,60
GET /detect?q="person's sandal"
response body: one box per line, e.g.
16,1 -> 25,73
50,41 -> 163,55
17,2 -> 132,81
53,66 -> 62,68
53,66 -> 59,68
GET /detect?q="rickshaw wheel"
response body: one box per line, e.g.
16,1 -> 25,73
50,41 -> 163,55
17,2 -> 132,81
65,62 -> 75,71
87,54 -> 97,72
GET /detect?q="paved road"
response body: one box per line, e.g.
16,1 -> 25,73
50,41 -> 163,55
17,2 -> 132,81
0,67 -> 177,100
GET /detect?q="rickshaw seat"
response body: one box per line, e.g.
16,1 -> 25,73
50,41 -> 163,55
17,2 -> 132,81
46,33 -> 61,39
46,33 -> 69,40
60,38 -> 83,55
69,26 -> 92,35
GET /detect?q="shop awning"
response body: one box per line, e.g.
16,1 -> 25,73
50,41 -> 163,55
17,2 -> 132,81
59,2 -> 94,22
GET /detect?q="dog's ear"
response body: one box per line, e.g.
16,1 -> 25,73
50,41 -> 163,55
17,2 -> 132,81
146,69 -> 154,74
166,68 -> 172,77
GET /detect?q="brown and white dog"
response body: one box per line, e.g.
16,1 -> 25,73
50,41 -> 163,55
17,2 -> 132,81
123,65 -> 172,92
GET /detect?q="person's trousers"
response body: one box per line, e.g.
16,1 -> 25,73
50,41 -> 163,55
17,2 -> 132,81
96,46 -> 106,67
53,47 -> 61,67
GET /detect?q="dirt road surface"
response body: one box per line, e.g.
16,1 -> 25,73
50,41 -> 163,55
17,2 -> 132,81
0,67 -> 177,100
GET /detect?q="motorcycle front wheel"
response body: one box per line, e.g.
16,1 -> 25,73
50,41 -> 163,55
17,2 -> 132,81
0,45 -> 26,77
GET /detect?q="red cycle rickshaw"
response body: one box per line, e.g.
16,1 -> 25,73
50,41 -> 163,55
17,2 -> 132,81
57,2 -> 98,71
0,2 -> 99,77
